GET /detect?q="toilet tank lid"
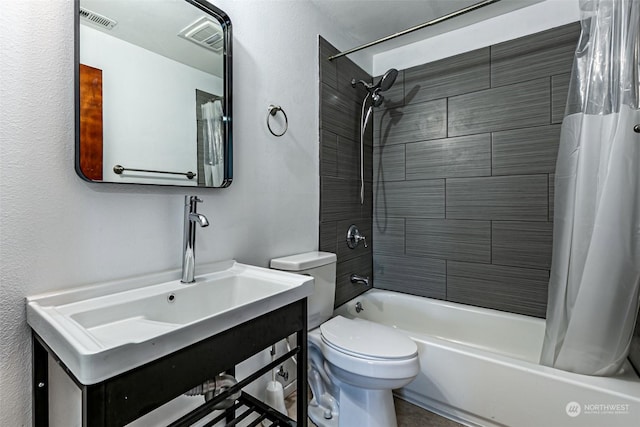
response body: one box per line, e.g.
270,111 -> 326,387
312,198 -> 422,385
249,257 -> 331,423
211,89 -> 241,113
270,251 -> 336,271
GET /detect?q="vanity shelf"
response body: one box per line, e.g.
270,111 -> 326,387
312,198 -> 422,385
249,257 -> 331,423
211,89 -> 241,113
32,299 -> 308,426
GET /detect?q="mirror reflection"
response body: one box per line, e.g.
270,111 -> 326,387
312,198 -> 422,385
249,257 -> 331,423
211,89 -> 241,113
76,0 -> 232,187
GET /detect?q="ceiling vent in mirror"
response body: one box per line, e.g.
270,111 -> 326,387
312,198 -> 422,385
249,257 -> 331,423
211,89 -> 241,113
79,7 -> 117,30
178,17 -> 223,52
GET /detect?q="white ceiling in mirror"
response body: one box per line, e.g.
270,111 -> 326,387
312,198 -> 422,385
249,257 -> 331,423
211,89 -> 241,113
310,0 -> 545,59
81,0 -> 223,77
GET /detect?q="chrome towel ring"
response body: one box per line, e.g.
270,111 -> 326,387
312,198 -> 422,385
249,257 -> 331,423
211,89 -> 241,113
267,104 -> 288,137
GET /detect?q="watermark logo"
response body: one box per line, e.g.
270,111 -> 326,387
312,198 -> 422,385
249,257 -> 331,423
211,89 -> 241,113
565,401 -> 631,417
566,401 -> 581,417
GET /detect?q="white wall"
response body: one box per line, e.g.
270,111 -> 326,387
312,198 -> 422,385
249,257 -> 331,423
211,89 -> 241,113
81,25 -> 223,185
373,0 -> 581,75
0,0 -> 361,424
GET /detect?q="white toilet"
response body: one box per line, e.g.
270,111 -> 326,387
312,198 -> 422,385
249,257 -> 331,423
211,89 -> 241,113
270,252 -> 419,427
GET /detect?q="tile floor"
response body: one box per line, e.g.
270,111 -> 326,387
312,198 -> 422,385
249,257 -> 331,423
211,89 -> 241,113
285,392 -> 464,427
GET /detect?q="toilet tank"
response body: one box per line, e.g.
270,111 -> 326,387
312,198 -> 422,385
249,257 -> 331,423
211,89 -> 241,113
270,252 -> 337,329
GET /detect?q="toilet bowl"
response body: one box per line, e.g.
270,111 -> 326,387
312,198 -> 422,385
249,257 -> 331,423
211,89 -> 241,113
270,252 -> 419,427
309,316 -> 419,427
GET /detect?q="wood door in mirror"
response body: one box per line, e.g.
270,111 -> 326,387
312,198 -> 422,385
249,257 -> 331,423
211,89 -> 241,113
75,0 -> 232,187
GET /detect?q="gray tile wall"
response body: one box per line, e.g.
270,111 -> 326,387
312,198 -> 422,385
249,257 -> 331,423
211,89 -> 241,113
319,37 -> 373,307
373,23 -> 581,317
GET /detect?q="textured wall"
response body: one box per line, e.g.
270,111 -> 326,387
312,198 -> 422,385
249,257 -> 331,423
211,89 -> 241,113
318,37 -> 374,307
373,23 -> 580,318
0,1 -> 362,424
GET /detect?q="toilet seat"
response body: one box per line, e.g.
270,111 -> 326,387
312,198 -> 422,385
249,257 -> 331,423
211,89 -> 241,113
309,318 -> 420,385
320,316 -> 417,360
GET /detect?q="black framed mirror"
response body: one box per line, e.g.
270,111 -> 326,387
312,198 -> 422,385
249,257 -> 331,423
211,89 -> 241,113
75,0 -> 232,187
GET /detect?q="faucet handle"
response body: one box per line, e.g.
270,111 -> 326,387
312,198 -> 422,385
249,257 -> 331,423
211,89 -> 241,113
346,224 -> 368,249
186,195 -> 203,208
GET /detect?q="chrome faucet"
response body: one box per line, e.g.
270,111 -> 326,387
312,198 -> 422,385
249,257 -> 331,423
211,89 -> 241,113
350,274 -> 370,286
346,224 -> 368,249
181,196 -> 209,283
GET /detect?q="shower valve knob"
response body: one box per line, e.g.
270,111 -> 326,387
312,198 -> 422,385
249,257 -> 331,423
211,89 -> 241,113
634,124 -> 640,133
346,224 -> 367,249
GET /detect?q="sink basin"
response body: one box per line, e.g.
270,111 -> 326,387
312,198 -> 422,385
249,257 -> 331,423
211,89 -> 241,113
26,260 -> 313,384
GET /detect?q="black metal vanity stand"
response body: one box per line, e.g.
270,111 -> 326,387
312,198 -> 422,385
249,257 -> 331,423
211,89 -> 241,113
32,299 -> 308,427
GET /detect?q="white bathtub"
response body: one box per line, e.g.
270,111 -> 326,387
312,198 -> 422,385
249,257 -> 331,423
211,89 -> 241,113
334,289 -> 640,427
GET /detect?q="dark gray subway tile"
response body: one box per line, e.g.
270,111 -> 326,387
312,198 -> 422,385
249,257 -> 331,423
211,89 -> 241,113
374,254 -> 446,299
448,78 -> 550,137
446,175 -> 548,220
406,134 -> 491,180
364,136 -> 374,181
491,22 -> 580,87
335,253 -> 373,307
406,219 -> 491,263
373,217 -> 405,256
336,135 -> 360,181
319,36 -> 338,90
321,82 -> 361,142
447,261 -> 549,317
552,73 -> 571,123
337,218 -> 372,263
492,221 -> 553,269
321,177 -> 361,222
375,179 -> 445,218
374,99 -> 447,146
549,173 -> 555,221
374,144 -> 405,182
320,130 -> 338,177
405,48 -> 490,104
319,221 -> 337,254
317,39 -> 373,309
492,125 -> 561,175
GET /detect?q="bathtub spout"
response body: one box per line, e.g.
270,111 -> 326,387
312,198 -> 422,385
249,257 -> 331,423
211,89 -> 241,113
350,274 -> 369,286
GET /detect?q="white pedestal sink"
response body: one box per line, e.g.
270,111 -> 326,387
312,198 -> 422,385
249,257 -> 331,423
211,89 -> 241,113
27,260 -> 313,385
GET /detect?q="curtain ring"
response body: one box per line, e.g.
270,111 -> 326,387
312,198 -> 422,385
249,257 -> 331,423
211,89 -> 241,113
267,105 -> 288,137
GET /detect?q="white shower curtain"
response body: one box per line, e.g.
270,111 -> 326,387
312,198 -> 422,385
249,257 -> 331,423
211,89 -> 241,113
201,99 -> 224,187
541,0 -> 640,376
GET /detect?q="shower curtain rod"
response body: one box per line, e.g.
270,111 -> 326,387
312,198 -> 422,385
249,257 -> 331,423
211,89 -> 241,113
328,0 -> 501,61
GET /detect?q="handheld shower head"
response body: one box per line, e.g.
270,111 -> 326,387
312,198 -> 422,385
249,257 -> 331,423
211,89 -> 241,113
377,68 -> 398,92
352,68 -> 399,108
372,93 -> 384,107
351,67 -> 399,207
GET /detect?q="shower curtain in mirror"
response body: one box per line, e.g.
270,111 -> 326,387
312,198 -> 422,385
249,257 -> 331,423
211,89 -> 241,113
201,99 -> 224,187
541,0 -> 640,376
